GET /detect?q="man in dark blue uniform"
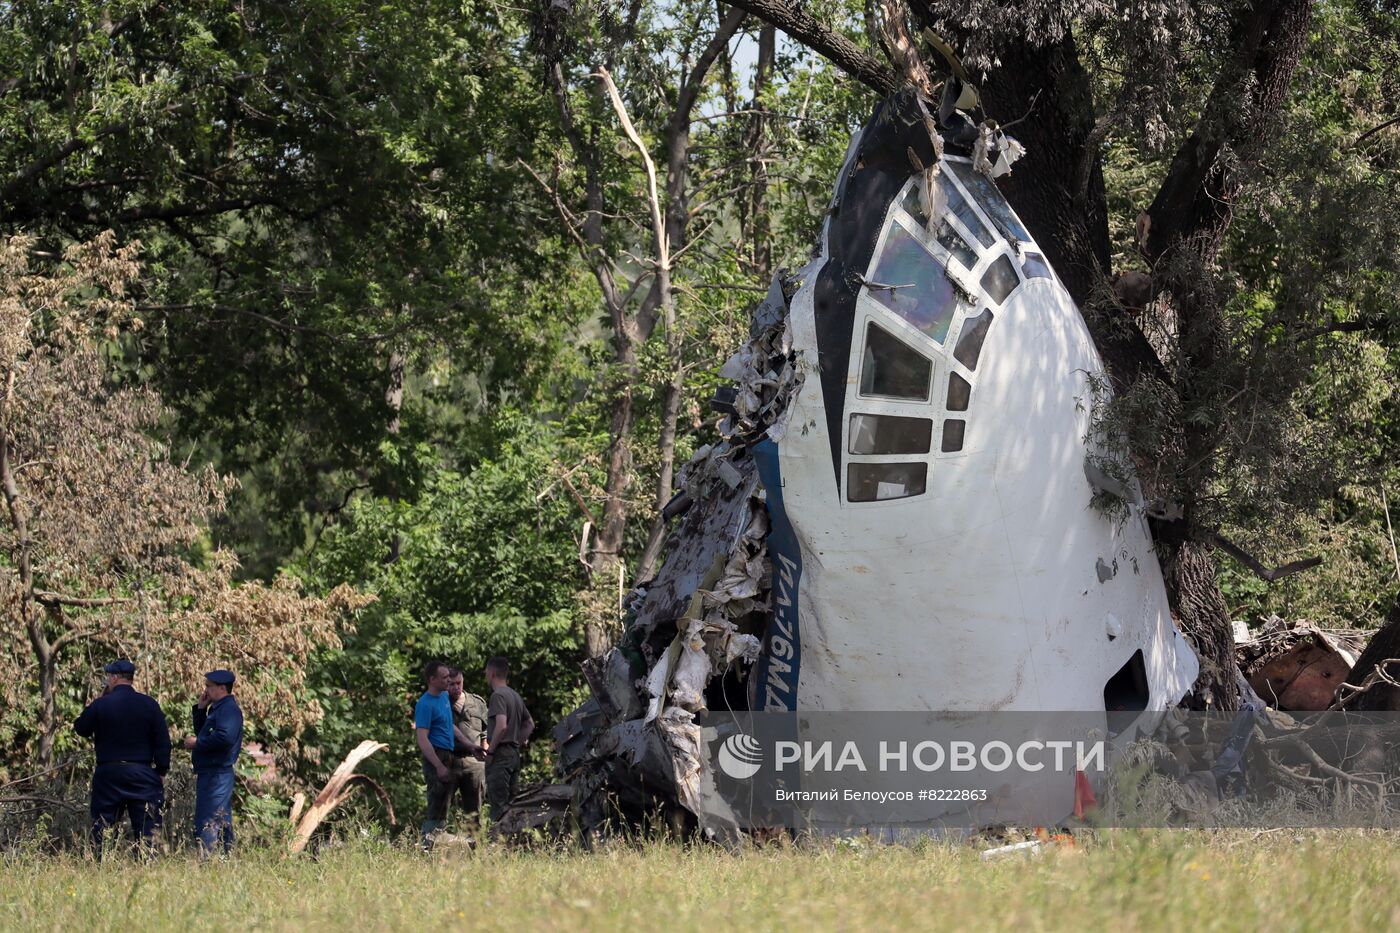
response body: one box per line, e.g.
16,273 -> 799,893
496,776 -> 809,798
181,669 -> 243,855
73,659 -> 170,856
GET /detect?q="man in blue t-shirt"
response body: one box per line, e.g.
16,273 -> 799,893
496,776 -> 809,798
415,659 -> 484,844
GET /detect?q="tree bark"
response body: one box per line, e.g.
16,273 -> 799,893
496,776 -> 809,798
725,0 -> 897,94
545,61 -> 640,658
747,25 -> 776,280
1348,594 -> 1400,711
1142,0 -> 1315,265
629,8 -> 747,585
546,9 -> 745,651
1,376 -> 60,767
1163,540 -> 1238,709
1135,0 -> 1314,709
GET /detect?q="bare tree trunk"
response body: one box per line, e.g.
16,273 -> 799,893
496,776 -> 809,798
748,24 -> 776,280
385,344 -> 405,438
542,61 -> 641,657
1164,540 -> 1238,709
632,7 -> 748,585
587,366 -> 637,658
384,343 -> 406,562
34,616 -> 59,767
1136,0 -> 1313,709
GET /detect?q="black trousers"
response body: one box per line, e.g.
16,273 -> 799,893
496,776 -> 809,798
90,762 -> 163,854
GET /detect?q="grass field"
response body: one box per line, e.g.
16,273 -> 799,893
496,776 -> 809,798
2,830 -> 1398,932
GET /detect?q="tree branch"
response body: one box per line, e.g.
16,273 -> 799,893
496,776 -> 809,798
724,0 -> 897,94
1142,0 -> 1314,264
1207,531 -> 1321,582
1352,114 -> 1400,148
34,591 -> 132,609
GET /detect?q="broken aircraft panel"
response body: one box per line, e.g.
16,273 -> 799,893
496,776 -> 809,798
557,88 -> 1200,839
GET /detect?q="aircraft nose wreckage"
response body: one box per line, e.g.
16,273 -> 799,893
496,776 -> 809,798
553,87 -> 1200,838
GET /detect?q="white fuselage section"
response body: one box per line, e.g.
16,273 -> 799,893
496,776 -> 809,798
773,156 -> 1198,716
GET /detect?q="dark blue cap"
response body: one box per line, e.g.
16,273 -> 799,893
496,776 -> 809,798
204,669 -> 236,687
103,659 -> 136,676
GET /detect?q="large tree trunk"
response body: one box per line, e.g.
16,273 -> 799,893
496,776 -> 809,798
34,627 -> 58,768
1164,540 -> 1238,709
1138,0 -> 1314,709
1349,594 -> 1400,711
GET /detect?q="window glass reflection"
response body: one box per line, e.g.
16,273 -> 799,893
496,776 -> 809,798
948,160 -> 1031,244
980,255 -> 1020,305
860,322 -> 932,400
946,373 -> 971,412
942,419 -> 966,452
847,462 -> 929,502
953,309 -> 994,371
848,413 -> 933,455
868,224 -> 964,344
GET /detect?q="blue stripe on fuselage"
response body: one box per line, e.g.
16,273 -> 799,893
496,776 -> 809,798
752,438 -> 801,711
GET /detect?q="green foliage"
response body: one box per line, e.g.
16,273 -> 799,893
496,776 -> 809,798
297,413 -> 588,819
0,1 -> 580,574
1089,0 -> 1400,626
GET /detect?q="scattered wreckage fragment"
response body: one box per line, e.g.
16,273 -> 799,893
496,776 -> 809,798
1236,617 -> 1366,712
555,86 -> 1202,839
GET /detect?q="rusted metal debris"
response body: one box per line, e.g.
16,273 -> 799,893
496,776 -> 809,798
1236,617 -> 1369,712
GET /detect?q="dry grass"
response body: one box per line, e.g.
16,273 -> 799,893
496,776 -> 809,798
2,829 -> 1398,931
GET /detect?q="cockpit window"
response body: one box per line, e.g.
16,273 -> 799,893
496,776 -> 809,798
860,322 -> 932,400
901,174 -> 995,249
867,224 -> 964,344
946,373 -> 971,412
980,255 -> 1020,305
943,178 -> 996,248
941,419 -> 966,452
936,224 -> 978,270
848,413 -> 933,455
952,309 -> 994,371
948,160 -> 1031,244
1022,252 -> 1052,279
847,462 -> 928,502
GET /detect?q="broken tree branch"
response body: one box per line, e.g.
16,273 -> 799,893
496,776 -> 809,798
1382,485 -> 1400,586
288,739 -> 390,855
33,591 -> 132,609
0,794 -> 81,810
1330,658 -> 1400,711
1352,114 -> 1400,147
1207,531 -> 1322,582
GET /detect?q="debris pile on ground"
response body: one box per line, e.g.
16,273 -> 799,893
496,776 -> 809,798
1235,616 -> 1369,711
550,276 -> 802,838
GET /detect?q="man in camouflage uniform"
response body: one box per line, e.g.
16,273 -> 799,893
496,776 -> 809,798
446,668 -> 488,823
